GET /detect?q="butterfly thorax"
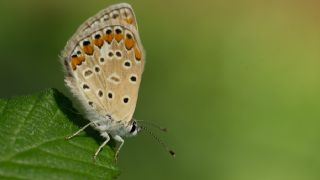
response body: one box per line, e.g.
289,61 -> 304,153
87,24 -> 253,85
84,110 -> 139,137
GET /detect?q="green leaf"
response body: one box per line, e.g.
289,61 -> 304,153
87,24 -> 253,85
0,89 -> 120,180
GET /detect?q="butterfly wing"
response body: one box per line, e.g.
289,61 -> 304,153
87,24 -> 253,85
61,3 -> 145,124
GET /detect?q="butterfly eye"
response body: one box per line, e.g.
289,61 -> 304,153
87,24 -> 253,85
130,123 -> 136,133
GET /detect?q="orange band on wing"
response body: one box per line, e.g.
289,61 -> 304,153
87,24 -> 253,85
115,33 -> 124,42
71,56 -> 85,70
134,47 -> 142,61
82,45 -> 94,55
94,36 -> 104,48
104,33 -> 114,44
125,38 -> 135,50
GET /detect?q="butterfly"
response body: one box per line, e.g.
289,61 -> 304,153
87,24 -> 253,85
61,3 -> 175,160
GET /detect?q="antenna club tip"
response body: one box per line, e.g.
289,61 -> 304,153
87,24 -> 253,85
169,150 -> 176,157
162,128 -> 168,132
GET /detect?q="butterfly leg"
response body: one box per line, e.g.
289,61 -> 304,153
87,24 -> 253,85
93,132 -> 110,160
65,122 -> 93,140
113,135 -> 124,161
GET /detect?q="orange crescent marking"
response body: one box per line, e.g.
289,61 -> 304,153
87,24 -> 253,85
134,47 -> 142,61
71,60 -> 77,70
125,38 -> 135,50
104,33 -> 114,43
71,56 -> 85,70
115,33 -> 124,42
83,45 -> 94,55
94,38 -> 104,48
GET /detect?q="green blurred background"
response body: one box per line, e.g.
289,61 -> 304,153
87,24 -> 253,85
1,0 -> 320,179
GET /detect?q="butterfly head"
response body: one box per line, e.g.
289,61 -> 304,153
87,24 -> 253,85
125,119 -> 141,137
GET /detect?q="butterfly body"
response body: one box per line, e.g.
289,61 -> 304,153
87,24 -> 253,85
62,3 -> 144,158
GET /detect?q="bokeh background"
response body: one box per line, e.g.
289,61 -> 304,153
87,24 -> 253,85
1,0 -> 320,179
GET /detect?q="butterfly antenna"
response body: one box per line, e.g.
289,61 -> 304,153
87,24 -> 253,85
140,125 -> 175,157
135,119 -> 167,132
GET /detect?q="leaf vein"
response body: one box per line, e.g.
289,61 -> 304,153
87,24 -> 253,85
6,161 -> 106,179
10,94 -> 42,150
37,147 -> 113,169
